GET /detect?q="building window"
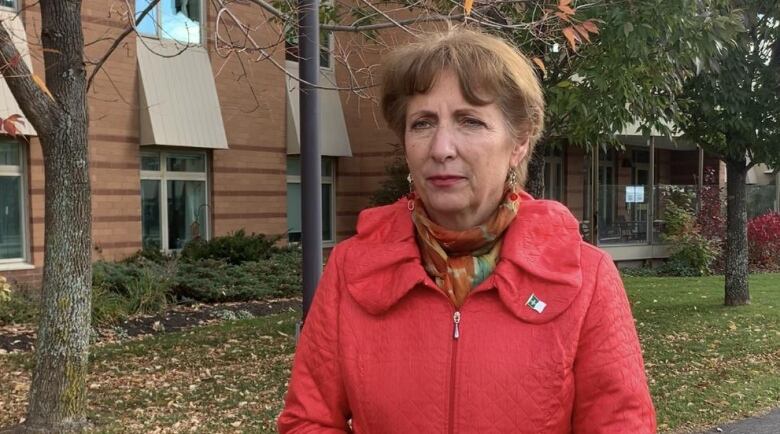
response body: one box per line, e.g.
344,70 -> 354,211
0,140 -> 27,263
286,156 -> 335,244
543,146 -> 564,201
140,151 -> 209,251
136,0 -> 202,45
0,1 -> 17,11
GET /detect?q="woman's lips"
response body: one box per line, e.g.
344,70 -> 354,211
427,175 -> 466,188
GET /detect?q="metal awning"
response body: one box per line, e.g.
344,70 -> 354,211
0,11 -> 36,136
617,120 -> 697,150
285,61 -> 352,156
137,38 -> 227,149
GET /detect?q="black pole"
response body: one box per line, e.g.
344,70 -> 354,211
299,0 -> 322,324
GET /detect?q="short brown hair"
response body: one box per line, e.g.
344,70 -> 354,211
381,27 -> 545,186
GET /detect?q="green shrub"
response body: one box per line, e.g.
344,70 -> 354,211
93,258 -> 171,295
172,248 -> 302,302
369,144 -> 409,206
122,247 -> 172,265
620,266 -> 661,277
92,285 -> 130,325
125,270 -> 171,315
662,200 -> 719,276
180,230 -> 281,265
0,285 -> 39,326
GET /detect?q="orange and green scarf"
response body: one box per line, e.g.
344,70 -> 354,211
411,190 -> 520,307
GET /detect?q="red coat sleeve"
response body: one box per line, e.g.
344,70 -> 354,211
278,246 -> 351,433
572,253 -> 657,433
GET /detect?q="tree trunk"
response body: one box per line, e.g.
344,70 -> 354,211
724,157 -> 750,306
524,139 -> 546,198
0,1 -> 92,432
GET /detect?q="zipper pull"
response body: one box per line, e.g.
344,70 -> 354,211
453,311 -> 461,340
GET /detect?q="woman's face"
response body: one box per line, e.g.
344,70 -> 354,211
404,70 -> 528,230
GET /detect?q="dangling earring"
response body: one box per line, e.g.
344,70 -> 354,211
407,173 -> 415,211
507,166 -> 519,189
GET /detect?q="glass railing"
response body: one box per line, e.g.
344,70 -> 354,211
747,184 -> 777,219
578,184 -> 699,246
654,184 -> 698,243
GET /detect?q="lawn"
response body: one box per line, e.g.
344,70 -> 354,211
626,273 -> 780,432
0,274 -> 778,433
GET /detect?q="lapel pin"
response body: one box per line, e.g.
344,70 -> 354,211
526,293 -> 547,314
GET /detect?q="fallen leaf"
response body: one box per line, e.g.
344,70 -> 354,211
532,57 -> 547,77
558,4 -> 575,15
582,20 -> 600,34
464,0 -> 474,15
562,27 -> 578,51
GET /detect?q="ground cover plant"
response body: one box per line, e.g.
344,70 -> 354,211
0,232 -> 302,328
1,274 -> 778,432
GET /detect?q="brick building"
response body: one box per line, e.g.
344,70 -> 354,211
0,1 -> 737,286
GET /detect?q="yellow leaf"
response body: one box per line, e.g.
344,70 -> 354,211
562,26 -> 578,51
532,57 -> 547,78
464,0 -> 474,15
32,74 -> 54,101
559,0 -> 572,6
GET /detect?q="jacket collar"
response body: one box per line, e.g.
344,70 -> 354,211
343,191 -> 583,324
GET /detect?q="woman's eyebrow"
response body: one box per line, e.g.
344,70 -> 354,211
407,109 -> 438,119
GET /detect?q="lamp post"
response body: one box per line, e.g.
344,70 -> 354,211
299,0 -> 322,327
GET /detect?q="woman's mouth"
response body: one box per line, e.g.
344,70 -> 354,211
427,175 -> 466,188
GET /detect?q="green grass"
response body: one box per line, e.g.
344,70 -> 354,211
624,273 -> 780,432
1,274 -> 778,433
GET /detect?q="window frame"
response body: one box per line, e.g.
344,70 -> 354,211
283,0 -> 335,71
135,0 -> 205,46
0,1 -> 18,12
543,147 -> 564,201
0,139 -> 30,267
140,149 -> 210,252
286,156 -> 337,245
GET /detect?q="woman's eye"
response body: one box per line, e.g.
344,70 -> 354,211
462,117 -> 486,128
410,119 -> 433,130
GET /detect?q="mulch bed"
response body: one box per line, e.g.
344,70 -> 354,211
0,298 -> 301,354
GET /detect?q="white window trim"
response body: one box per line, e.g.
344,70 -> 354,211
286,157 -> 336,245
135,0 -> 205,46
0,140 -> 31,267
140,149 -> 210,252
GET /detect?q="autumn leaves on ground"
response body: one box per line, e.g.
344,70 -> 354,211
1,274 -> 779,433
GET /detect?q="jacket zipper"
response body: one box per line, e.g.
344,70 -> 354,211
448,310 -> 461,434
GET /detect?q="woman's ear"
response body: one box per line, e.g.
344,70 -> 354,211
509,137 -> 530,167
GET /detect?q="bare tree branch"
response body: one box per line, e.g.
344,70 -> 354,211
0,18 -> 58,128
86,0 -> 161,91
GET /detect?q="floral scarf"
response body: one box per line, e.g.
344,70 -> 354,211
411,190 -> 520,307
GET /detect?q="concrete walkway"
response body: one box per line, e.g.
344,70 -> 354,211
699,408 -> 780,433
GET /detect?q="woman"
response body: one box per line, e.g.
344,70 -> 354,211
278,28 -> 656,433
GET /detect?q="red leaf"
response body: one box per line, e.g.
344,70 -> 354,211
557,4 -> 575,15
562,26 -> 578,51
574,24 -> 591,42
555,11 -> 571,22
3,114 -> 24,137
582,20 -> 600,34
8,53 -> 20,68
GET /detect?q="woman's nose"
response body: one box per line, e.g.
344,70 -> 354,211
429,124 -> 457,162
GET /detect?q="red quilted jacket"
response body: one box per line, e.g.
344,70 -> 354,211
278,193 -> 656,433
